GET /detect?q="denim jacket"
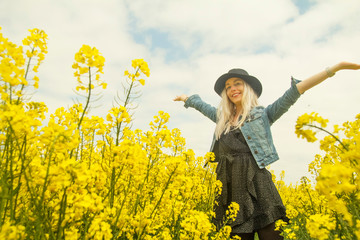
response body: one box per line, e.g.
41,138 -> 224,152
184,77 -> 302,168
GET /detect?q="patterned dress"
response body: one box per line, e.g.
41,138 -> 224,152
213,127 -> 287,233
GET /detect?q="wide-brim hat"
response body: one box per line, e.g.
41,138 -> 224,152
214,68 -> 262,97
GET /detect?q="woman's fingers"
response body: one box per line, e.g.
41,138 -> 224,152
339,62 -> 360,70
173,94 -> 187,102
173,95 -> 183,101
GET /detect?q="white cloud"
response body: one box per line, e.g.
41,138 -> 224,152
125,0 -> 299,54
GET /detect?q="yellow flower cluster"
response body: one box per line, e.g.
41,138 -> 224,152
22,28 -> 48,88
306,214 -> 336,240
124,58 -> 150,86
0,27 -> 26,89
295,112 -> 329,142
107,106 -> 131,125
274,112 -> 360,239
1,27 -> 242,240
72,44 -> 106,92
225,202 -> 240,222
0,27 -> 47,103
180,210 -> 214,239
0,222 -> 25,240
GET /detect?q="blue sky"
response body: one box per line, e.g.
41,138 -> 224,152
292,0 -> 314,14
1,0 -> 360,184
133,29 -> 190,62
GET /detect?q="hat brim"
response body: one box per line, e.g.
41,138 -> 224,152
214,73 -> 262,97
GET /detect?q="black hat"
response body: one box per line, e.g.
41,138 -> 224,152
214,68 -> 262,97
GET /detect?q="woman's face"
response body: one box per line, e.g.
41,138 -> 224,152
225,77 -> 244,106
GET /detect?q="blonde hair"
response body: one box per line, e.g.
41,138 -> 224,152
215,81 -> 259,139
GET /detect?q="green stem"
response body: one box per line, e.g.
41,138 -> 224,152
130,157 -> 155,216
306,187 -> 316,215
306,124 -> 348,151
109,167 -> 116,208
112,175 -> 133,237
150,165 -> 178,217
102,164 -> 124,202
12,135 -> 27,220
56,188 -> 67,240
124,67 -> 140,108
77,67 -> 92,129
70,67 -> 92,159
39,135 -> 59,210
2,122 -> 24,221
16,46 -> 34,105
88,129 -> 95,169
115,66 -> 140,146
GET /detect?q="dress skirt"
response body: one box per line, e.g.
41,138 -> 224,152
213,127 -> 287,234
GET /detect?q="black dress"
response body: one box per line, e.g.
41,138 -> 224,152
213,127 -> 287,233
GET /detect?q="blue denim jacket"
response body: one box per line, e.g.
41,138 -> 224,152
184,77 -> 302,168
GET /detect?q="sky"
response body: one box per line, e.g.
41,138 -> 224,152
1,0 -> 360,184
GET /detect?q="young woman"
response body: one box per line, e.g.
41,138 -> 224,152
174,62 -> 360,240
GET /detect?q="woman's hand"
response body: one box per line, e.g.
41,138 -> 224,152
330,62 -> 360,73
173,94 -> 189,102
336,61 -> 360,71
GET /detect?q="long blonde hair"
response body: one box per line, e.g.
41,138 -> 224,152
215,81 -> 259,140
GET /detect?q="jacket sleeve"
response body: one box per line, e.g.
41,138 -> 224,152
184,94 -> 217,123
265,77 -> 302,125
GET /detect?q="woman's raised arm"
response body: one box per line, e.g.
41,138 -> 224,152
296,61 -> 360,94
173,94 -> 217,123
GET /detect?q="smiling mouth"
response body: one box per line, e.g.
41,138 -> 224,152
232,93 -> 241,97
